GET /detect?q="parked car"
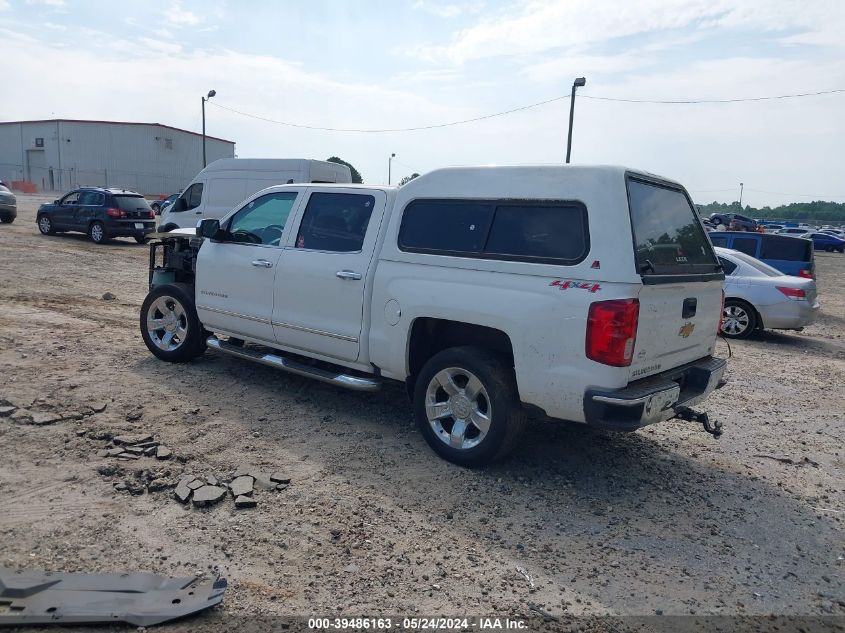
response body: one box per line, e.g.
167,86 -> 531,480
716,247 -> 819,339
36,187 -> 156,244
820,229 -> 845,238
799,231 -> 845,253
708,212 -> 757,231
777,227 -> 812,236
151,193 -> 180,215
140,165 -> 727,466
706,231 -> 815,279
762,224 -> 783,233
0,184 -> 16,224
158,158 -> 354,231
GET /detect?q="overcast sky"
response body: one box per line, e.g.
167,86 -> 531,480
1,0 -> 843,208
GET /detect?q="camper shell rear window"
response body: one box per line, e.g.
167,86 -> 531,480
626,176 -> 721,281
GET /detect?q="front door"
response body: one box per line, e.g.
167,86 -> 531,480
52,191 -> 80,229
195,189 -> 303,343
272,189 -> 386,362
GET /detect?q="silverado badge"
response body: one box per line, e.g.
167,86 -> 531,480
678,322 -> 695,338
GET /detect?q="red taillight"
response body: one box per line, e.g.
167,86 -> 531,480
106,208 -> 127,218
719,289 -> 725,333
777,286 -> 806,300
586,299 -> 639,367
147,210 -> 155,218
798,269 -> 813,279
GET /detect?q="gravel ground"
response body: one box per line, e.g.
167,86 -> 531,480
0,194 -> 843,629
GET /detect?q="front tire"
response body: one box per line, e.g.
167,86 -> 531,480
721,299 -> 758,339
38,214 -> 55,235
413,346 -> 525,467
140,283 -> 206,362
0,215 -> 14,224
89,221 -> 107,244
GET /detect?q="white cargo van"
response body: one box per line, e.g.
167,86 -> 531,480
159,158 -> 353,230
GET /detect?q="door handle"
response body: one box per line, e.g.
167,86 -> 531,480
336,270 -> 362,280
252,259 -> 273,268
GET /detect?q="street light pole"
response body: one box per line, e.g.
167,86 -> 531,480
739,182 -> 744,209
202,89 -> 216,168
565,77 -> 586,164
388,153 -> 396,185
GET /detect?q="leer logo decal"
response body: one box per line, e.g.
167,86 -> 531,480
678,322 -> 695,338
549,279 -> 601,293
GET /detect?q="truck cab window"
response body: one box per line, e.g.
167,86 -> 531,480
227,192 -> 298,246
295,192 -> 374,252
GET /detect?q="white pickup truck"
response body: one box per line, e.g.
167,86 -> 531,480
140,165 -> 727,466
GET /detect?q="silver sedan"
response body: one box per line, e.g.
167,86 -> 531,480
715,246 -> 820,339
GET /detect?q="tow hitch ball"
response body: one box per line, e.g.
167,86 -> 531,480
675,406 -> 723,438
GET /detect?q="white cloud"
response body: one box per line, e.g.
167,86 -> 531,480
0,0 -> 11,11
25,0 -> 66,6
411,0 -> 845,64
165,1 -> 201,26
413,1 -> 466,18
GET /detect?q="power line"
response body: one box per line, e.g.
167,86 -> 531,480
579,88 -> 845,104
207,87 -> 845,134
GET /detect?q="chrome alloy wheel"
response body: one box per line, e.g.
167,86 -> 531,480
146,295 -> 189,352
425,367 -> 492,450
722,304 -> 750,336
90,223 -> 104,242
38,216 -> 51,234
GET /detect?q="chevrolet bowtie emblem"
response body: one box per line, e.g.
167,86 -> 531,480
678,322 -> 696,338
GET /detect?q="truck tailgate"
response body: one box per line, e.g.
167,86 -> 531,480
627,280 -> 722,380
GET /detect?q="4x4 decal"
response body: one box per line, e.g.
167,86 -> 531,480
549,279 -> 601,293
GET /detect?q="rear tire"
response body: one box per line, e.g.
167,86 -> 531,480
89,221 -> 107,244
825,245 -> 834,253
0,215 -> 13,224
140,283 -> 206,362
413,346 -> 525,467
721,299 -> 758,339
37,214 -> 55,235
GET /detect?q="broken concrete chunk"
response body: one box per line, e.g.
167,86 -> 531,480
124,446 -> 146,455
143,446 -> 157,457
30,411 -> 62,425
114,482 -> 128,491
113,434 -> 153,446
147,478 -> 170,493
192,485 -> 227,507
174,481 -> 192,503
0,405 -> 18,417
118,453 -> 140,460
229,476 -> 254,498
270,473 -> 291,485
252,472 -> 276,491
234,495 -> 257,509
156,446 -> 172,460
106,447 -> 126,457
187,479 -> 204,490
276,484 -> 289,492
90,402 -> 108,413
102,292 -> 116,301
207,475 -> 219,487
232,464 -> 252,478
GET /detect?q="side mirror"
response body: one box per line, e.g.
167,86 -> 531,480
54,199 -> 60,205
171,197 -> 187,213
197,218 -> 221,239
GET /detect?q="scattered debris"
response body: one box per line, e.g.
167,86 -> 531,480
516,565 -> 535,589
229,475 -> 254,498
0,566 -> 226,626
754,454 -> 820,467
234,495 -> 257,509
101,292 -> 116,301
156,446 -> 173,460
0,405 -> 16,417
171,467 -> 291,510
99,433 -> 177,463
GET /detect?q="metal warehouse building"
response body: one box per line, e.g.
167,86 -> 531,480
0,119 -> 235,195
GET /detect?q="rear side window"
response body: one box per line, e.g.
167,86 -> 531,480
718,257 -> 737,275
114,195 -> 151,212
296,192 -> 374,252
760,235 -> 812,261
78,191 -> 104,205
731,237 -> 758,256
627,178 -> 719,276
399,199 -> 589,264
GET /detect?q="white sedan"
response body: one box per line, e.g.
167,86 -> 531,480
715,247 -> 820,339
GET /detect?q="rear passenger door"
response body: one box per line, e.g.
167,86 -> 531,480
272,189 -> 387,362
76,191 -> 104,229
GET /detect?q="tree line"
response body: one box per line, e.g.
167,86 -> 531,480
696,200 -> 845,223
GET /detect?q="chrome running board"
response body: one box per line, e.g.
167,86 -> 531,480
206,337 -> 381,392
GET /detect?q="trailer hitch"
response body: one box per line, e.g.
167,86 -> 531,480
674,406 -> 723,438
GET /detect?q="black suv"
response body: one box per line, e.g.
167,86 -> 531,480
36,187 -> 156,244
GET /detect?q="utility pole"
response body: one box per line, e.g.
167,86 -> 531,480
202,89 -> 216,168
388,153 -> 396,185
566,77 -> 586,164
739,182 -> 744,210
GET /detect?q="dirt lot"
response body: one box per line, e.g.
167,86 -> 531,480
1,194 -> 843,628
